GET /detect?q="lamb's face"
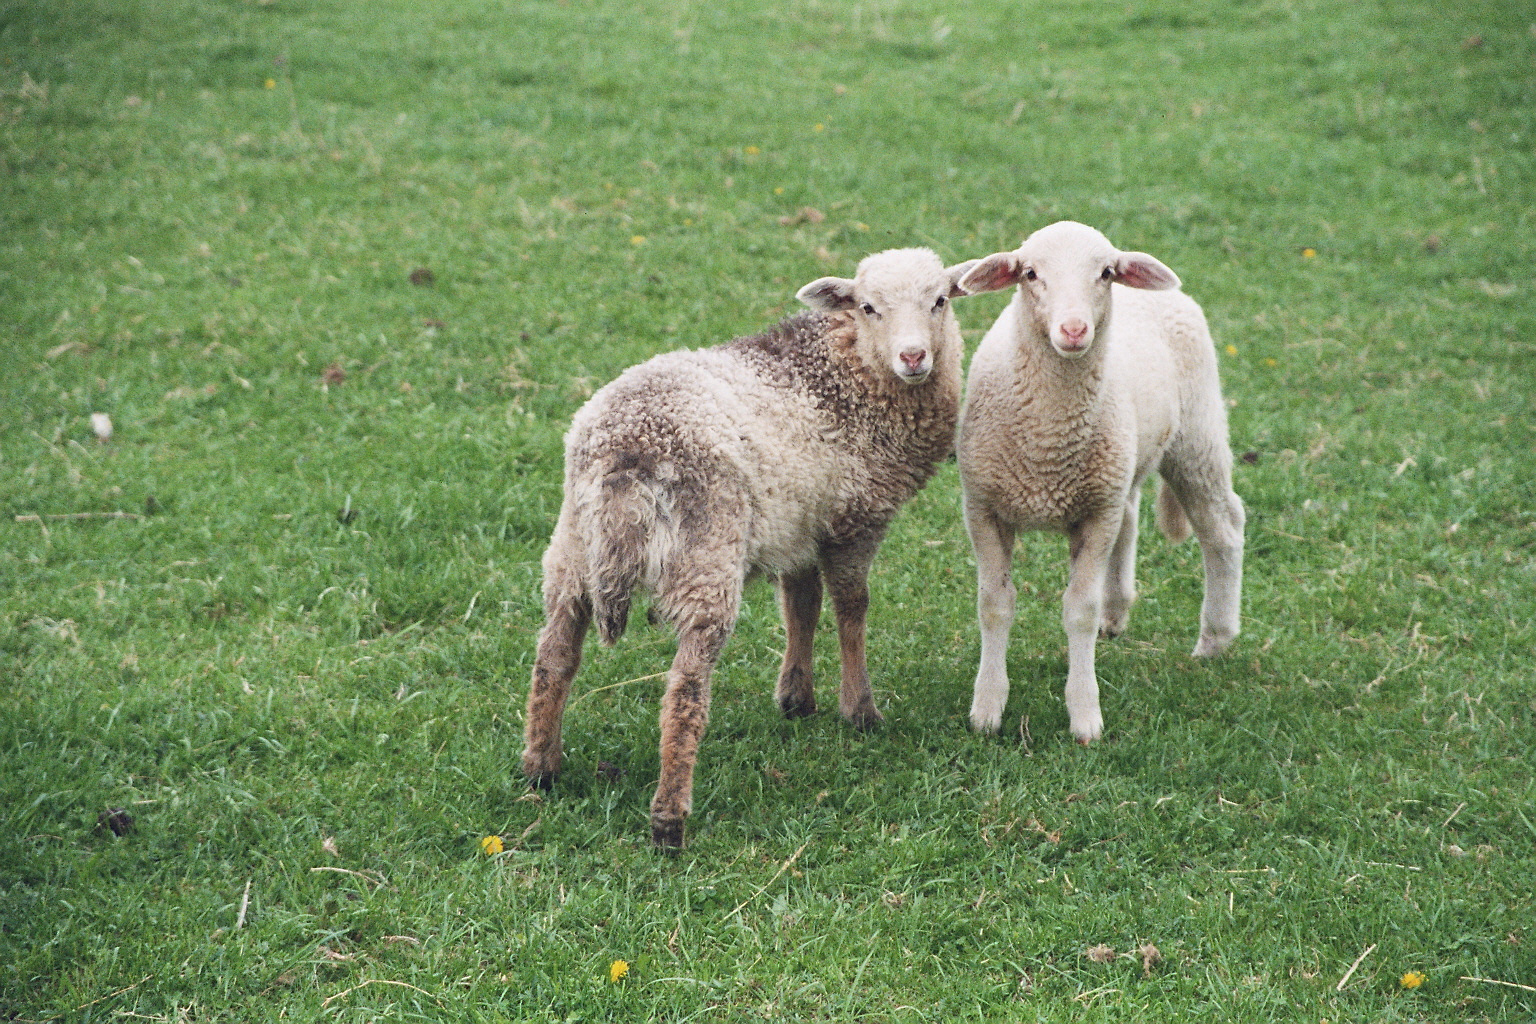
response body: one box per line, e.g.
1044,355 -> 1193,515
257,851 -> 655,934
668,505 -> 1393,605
1014,222 -> 1122,358
797,248 -> 977,385
958,221 -> 1182,360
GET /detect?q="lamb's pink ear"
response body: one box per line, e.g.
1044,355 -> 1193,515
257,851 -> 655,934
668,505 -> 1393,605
796,276 -> 857,311
1114,251 -> 1181,291
957,252 -> 1024,295
944,259 -> 980,298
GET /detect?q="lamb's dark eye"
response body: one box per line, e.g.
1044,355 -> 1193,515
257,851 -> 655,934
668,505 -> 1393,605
932,295 -> 947,311
1101,266 -> 1114,281
861,302 -> 878,316
1024,269 -> 1038,282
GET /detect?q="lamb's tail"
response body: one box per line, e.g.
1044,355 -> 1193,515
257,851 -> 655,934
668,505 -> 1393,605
579,468 -> 660,646
1154,478 -> 1193,545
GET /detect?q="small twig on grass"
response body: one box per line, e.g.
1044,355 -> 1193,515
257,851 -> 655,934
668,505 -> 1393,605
722,840 -> 810,921
1018,714 -> 1032,755
236,878 -> 252,929
566,671 -> 668,709
1336,943 -> 1376,991
15,511 -> 142,523
321,978 -> 442,1009
1441,802 -> 1467,828
1460,976 -> 1536,994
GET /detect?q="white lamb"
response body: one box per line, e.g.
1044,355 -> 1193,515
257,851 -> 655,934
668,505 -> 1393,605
955,221 -> 1245,742
522,248 -> 978,848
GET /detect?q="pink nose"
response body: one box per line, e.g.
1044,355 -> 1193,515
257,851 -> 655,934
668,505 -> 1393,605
1060,319 -> 1089,344
899,351 -> 928,372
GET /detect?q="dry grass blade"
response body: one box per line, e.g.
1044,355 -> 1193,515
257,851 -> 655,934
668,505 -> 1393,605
722,840 -> 810,921
321,978 -> 442,1009
310,866 -> 388,887
15,511 -> 142,522
44,975 -> 153,1020
235,878 -> 252,929
1460,976 -> 1536,994
1336,943 -> 1376,991
565,671 -> 668,709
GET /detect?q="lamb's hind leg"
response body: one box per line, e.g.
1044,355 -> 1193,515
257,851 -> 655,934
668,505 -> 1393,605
1184,484 -> 1245,657
1100,490 -> 1141,638
775,567 -> 822,719
522,562 -> 591,789
1161,450 -> 1245,656
821,542 -> 883,731
650,612 -> 733,849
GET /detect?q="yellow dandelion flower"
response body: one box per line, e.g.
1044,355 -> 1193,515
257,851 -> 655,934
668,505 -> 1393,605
630,235 -> 646,246
1264,357 -> 1278,367
813,123 -> 825,133
774,186 -> 784,195
744,145 -> 761,156
1302,247 -> 1317,259
480,835 -> 504,856
264,78 -> 277,90
1400,971 -> 1426,989
609,959 -> 630,983
1225,344 -> 1238,356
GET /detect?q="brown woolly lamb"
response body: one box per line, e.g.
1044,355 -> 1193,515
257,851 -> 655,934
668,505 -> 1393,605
522,248 -> 977,849
957,221 -> 1245,743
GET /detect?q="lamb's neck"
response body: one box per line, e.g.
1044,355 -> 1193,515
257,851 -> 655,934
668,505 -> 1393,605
1007,330 -> 1108,451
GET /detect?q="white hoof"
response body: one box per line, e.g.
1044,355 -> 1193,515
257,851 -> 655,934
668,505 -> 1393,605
970,708 -> 1003,734
1193,630 -> 1235,658
1069,710 -> 1104,744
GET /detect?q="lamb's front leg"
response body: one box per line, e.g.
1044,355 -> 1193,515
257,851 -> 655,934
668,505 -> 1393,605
821,544 -> 883,731
1063,516 -> 1118,743
775,567 -> 822,719
966,506 -> 1017,734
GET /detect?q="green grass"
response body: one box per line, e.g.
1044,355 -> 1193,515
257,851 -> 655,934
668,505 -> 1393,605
3,0 -> 1534,1020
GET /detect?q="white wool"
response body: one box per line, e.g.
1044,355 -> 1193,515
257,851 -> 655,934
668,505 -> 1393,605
957,221 -> 1245,742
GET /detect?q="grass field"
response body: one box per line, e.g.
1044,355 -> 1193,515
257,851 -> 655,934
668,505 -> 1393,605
3,0 -> 1534,1020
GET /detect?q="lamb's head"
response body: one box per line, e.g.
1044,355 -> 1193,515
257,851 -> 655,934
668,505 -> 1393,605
959,221 -> 1181,359
796,247 -> 977,384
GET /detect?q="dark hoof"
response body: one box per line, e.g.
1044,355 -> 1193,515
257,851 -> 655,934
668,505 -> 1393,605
779,696 -> 818,720
650,817 -> 687,851
844,705 -> 885,732
526,772 -> 558,792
